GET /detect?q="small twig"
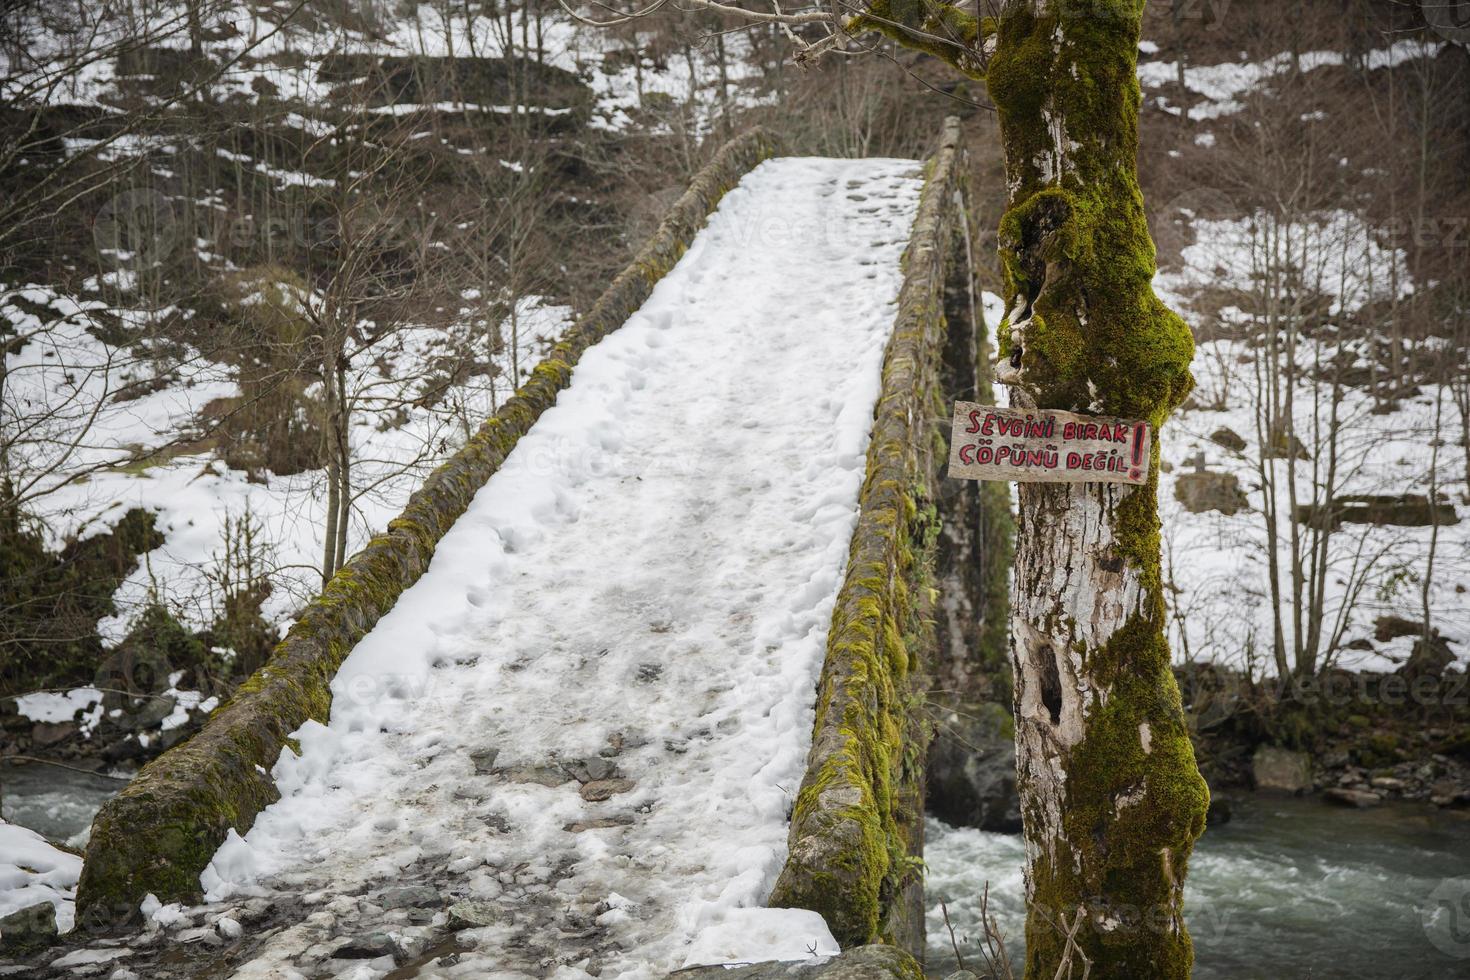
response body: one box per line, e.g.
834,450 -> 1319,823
940,899 -> 967,972
1,755 -> 132,780
978,881 -> 1015,979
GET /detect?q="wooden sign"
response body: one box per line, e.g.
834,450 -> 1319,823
948,402 -> 1151,486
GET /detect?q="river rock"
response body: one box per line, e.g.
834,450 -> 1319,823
469,747 -> 500,773
1324,787 -> 1382,807
1252,746 -> 1312,793
333,932 -> 399,959
0,902 -> 58,952
566,756 -> 619,782
926,701 -> 1021,833
102,734 -> 147,763
673,944 -> 921,978
29,721 -> 76,747
565,815 -> 636,833
497,764 -> 572,787
1175,470 -> 1250,516
447,901 -> 506,930
1430,779 -> 1470,807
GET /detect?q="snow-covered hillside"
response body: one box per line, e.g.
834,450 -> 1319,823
1130,36 -> 1468,674
4,0 -> 776,692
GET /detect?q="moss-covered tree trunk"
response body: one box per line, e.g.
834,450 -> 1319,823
985,2 -> 1209,976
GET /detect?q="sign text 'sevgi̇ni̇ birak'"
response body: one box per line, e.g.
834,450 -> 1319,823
947,402 -> 1151,486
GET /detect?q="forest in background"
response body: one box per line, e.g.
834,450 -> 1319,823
1,0 -> 1467,787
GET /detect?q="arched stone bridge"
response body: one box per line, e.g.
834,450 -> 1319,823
19,117 -> 1007,980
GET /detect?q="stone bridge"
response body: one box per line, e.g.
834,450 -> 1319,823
19,117 -> 1009,980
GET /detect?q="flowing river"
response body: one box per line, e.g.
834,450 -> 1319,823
0,762 -> 127,846
925,796 -> 1470,978
6,767 -> 1470,976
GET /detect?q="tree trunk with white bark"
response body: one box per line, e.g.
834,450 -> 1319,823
986,2 -> 1210,975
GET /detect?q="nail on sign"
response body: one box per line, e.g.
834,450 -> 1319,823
948,402 -> 1151,486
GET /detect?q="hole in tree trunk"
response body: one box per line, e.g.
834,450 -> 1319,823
1039,645 -> 1063,725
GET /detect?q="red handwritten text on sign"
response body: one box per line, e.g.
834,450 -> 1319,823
947,402 -> 1151,486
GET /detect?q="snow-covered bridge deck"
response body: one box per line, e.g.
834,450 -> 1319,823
203,156 -> 924,978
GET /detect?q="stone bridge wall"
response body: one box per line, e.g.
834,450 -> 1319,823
75,128 -> 782,926
767,116 -> 990,960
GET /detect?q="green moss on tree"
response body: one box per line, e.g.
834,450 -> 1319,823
850,0 -> 994,78
982,2 -> 1208,976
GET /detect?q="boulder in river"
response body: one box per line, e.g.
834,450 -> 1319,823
926,701 -> 1021,833
1324,787 -> 1382,808
1252,746 -> 1312,793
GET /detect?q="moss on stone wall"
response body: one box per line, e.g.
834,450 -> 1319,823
74,128 -> 782,927
768,119 -> 970,957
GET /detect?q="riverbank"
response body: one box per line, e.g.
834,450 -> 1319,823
1181,659 -> 1470,810
927,659 -> 1470,843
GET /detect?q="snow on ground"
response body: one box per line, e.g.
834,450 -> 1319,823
1136,39 -> 1444,119
982,171 -> 1465,676
0,820 -> 82,935
1149,208 -> 1468,674
188,157 -> 922,977
3,280 -> 570,647
11,689 -> 104,728
1159,341 -> 1468,674
3,0 -> 770,662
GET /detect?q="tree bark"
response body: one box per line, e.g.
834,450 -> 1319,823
987,2 -> 1208,975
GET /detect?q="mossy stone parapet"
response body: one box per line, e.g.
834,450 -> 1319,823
74,127 -> 782,926
767,118 -> 970,957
